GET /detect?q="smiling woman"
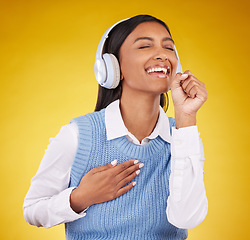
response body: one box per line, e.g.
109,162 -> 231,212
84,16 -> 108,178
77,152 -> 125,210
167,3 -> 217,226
120,22 -> 177,94
135,36 -> 174,77
23,15 -> 208,240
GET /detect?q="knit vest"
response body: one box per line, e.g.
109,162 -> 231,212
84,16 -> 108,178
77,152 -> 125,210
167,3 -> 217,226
65,109 -> 188,240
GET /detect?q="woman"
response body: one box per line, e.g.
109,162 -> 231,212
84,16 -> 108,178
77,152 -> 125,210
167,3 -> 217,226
23,15 -> 208,239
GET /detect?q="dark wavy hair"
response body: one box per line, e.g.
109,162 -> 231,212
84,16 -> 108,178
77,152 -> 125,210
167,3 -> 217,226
94,15 -> 172,111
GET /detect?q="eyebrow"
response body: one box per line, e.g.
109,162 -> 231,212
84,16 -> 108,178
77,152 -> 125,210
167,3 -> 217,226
133,37 -> 175,44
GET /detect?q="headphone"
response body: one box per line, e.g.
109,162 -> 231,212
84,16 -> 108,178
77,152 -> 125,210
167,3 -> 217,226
94,18 -> 183,89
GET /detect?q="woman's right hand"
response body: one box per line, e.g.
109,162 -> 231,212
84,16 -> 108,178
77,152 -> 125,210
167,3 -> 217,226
70,159 -> 143,213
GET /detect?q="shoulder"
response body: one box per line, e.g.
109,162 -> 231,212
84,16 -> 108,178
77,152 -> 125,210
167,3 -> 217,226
70,108 -> 106,125
68,109 -> 107,157
69,109 -> 106,137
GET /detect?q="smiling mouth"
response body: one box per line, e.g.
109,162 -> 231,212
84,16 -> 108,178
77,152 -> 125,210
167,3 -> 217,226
145,66 -> 170,78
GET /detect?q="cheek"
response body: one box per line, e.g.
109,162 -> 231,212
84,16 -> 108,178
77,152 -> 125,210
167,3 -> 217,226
120,56 -> 145,81
170,55 -> 179,72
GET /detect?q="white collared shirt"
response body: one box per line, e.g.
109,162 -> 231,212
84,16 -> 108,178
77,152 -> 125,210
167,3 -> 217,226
23,100 -> 208,229
105,99 -> 171,145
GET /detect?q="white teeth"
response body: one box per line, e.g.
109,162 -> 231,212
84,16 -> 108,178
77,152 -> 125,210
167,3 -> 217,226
147,67 -> 169,75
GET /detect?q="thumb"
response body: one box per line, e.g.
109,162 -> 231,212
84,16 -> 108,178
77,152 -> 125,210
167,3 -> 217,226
170,73 -> 189,90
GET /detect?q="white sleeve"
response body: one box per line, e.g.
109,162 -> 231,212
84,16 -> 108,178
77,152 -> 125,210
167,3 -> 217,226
166,126 -> 208,229
23,122 -> 87,229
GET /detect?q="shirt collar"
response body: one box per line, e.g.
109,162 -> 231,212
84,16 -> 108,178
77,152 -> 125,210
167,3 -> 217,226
105,99 -> 171,143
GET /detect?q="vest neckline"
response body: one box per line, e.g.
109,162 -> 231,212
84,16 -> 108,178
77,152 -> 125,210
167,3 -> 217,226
90,109 -> 169,160
110,134 -> 168,160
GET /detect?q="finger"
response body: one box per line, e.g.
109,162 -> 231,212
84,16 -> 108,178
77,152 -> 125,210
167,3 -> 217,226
92,160 -> 117,173
182,71 -> 205,87
182,79 -> 200,96
170,73 -> 189,90
190,86 -> 208,101
183,70 -> 194,76
187,85 -> 199,98
113,159 -> 139,175
180,73 -> 202,86
116,182 -> 136,198
117,169 -> 141,189
187,83 -> 208,100
116,161 -> 143,180
183,77 -> 207,96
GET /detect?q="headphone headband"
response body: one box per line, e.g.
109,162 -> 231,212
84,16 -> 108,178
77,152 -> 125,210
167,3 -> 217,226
94,19 -> 129,88
95,18 -> 129,64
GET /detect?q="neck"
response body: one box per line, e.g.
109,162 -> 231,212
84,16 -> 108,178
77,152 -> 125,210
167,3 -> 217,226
120,90 -> 160,143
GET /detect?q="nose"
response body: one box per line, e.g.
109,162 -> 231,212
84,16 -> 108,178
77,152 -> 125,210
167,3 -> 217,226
155,55 -> 168,61
153,47 -> 168,61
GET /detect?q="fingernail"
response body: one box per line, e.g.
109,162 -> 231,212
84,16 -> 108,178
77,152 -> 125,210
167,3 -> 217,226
134,160 -> 139,164
136,170 -> 140,175
132,182 -> 136,186
139,163 -> 144,168
111,159 -> 117,166
181,73 -> 188,78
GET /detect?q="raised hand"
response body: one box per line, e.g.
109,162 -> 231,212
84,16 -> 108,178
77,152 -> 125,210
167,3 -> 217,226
170,70 -> 208,128
70,159 -> 143,213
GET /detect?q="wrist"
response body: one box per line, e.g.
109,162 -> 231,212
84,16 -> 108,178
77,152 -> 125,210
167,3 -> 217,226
70,188 -> 92,214
175,112 -> 197,129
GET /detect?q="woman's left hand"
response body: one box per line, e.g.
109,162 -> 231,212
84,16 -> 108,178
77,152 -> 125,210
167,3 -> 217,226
170,70 -> 208,128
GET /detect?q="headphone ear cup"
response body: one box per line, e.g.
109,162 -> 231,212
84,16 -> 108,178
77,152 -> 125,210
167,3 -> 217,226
102,53 -> 120,89
94,58 -> 107,86
176,59 -> 182,74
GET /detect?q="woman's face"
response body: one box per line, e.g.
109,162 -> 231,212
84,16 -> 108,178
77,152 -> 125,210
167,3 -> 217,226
119,21 -> 178,95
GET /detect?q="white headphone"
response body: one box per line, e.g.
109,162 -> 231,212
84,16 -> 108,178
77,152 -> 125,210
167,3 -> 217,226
94,18 -> 183,89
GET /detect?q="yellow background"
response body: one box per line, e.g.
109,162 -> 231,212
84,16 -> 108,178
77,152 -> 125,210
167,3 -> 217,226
1,0 -> 249,239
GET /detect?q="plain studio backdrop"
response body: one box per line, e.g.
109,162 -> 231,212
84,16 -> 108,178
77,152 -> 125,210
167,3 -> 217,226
0,0 -> 249,239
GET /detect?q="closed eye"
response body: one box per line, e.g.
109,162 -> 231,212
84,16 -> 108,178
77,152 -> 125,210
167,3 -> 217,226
165,47 -> 174,51
138,45 -> 151,49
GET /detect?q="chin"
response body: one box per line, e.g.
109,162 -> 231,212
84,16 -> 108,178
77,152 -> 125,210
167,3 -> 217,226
149,81 -> 169,93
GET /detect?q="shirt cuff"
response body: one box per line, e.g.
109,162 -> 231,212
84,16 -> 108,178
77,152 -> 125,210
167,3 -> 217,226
64,187 -> 88,219
170,125 -> 202,202
172,125 -> 200,158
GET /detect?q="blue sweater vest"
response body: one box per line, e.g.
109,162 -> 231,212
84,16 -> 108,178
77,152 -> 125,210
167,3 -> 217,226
65,109 -> 188,240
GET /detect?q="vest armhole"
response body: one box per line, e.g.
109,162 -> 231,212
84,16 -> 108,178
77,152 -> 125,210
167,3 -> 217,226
69,114 -> 93,187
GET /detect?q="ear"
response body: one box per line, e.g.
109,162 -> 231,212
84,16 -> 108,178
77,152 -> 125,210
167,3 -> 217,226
120,72 -> 124,81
